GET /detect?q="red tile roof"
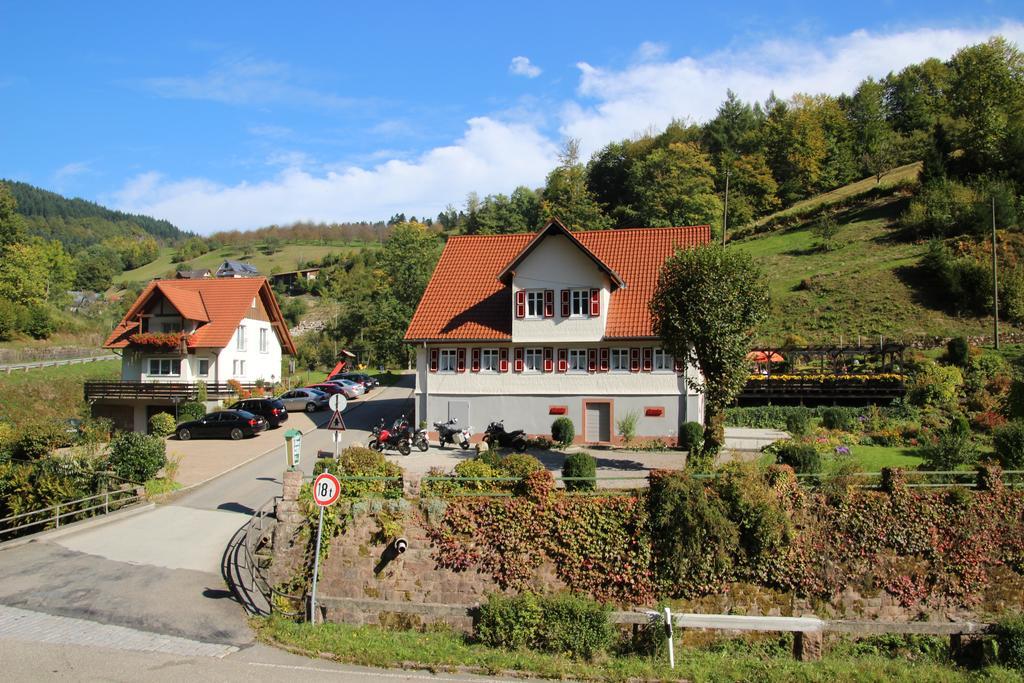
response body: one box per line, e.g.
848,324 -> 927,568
404,224 -> 711,341
104,277 -> 297,354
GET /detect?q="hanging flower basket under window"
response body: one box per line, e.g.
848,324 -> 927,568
128,332 -> 186,350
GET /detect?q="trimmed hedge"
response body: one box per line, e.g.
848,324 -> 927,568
551,417 -> 575,448
562,451 -> 597,491
475,592 -> 612,660
679,422 -> 704,453
774,442 -> 822,474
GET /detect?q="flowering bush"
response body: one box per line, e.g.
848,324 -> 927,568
127,332 -> 184,350
747,373 -> 906,383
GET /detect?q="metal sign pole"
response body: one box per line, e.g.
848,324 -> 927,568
309,505 -> 325,624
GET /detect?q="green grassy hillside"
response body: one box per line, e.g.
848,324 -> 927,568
115,241 -> 378,283
733,171 -> 1012,343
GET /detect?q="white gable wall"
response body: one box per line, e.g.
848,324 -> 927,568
511,234 -> 608,343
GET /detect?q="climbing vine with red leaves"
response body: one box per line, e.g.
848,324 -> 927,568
423,465 -> 1024,609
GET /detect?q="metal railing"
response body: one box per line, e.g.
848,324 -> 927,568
1,353 -> 117,374
238,495 -> 305,618
0,484 -> 145,540
84,380 -> 261,401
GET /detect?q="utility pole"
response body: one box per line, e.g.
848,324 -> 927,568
993,197 -> 1000,350
722,169 -> 731,246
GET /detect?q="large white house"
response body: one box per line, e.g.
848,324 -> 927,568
405,220 -> 708,445
89,277 -> 296,432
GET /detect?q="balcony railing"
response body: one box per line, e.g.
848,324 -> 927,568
85,380 -> 260,401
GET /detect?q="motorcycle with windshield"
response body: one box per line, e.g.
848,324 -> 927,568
392,414 -> 428,452
368,418 -> 412,455
482,420 -> 527,451
434,417 -> 472,449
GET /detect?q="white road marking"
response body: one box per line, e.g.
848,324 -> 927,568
247,661 -> 492,681
0,604 -> 238,658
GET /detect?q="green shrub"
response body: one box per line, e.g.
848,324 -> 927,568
148,413 -> 176,437
534,593 -> 613,660
920,418 -> 977,471
908,359 -> 964,410
774,442 -> 822,474
997,613 -> 1024,671
22,304 -> 56,339
785,412 -> 809,436
313,446 -> 403,498
616,411 -> 638,443
551,417 -> 575,448
946,337 -> 970,367
9,421 -> 69,461
821,408 -> 853,431
452,458 -> 499,491
474,592 -> 612,660
993,421 -> 1024,470
177,401 -> 206,423
679,421 -> 704,453
475,593 -> 542,650
106,432 -> 167,482
498,453 -> 544,480
562,451 -> 597,491
0,300 -> 17,341
475,448 -> 501,467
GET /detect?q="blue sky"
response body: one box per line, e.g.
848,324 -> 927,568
1,2 -> 1023,234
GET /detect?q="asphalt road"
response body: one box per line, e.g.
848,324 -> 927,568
0,375 -> 464,681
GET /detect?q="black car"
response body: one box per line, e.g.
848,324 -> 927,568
330,372 -> 379,390
229,398 -> 289,428
176,410 -> 268,441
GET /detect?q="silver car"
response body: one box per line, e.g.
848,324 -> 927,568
328,378 -> 365,396
275,388 -> 330,413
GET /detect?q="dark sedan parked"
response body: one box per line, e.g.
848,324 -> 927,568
176,410 -> 267,441
229,398 -> 289,428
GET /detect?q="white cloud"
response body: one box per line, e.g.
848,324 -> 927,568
509,56 -> 542,78
112,117 -> 558,234
54,161 -> 92,182
142,56 -> 357,109
635,41 -> 668,62
562,22 -> 1024,156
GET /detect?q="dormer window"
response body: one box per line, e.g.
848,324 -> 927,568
570,289 -> 591,318
525,291 -> 544,319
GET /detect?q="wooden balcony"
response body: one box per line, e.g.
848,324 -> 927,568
85,381 -> 260,401
737,375 -> 906,406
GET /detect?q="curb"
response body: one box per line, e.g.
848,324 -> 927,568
0,502 -> 156,552
170,385 -> 411,496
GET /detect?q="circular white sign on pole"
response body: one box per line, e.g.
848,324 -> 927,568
312,472 -> 341,507
328,393 -> 348,413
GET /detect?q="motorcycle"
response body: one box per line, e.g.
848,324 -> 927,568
482,420 -> 527,451
434,417 -> 472,449
393,414 -> 429,452
368,418 -> 412,455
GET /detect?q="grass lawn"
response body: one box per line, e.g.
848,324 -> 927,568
848,444 -> 924,471
0,359 -> 119,424
114,242 -> 376,284
257,617 -> 1021,682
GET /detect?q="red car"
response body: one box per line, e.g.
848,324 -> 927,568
307,382 -> 360,400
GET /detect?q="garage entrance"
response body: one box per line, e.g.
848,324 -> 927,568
584,400 -> 611,443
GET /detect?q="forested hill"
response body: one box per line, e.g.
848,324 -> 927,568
2,179 -> 191,248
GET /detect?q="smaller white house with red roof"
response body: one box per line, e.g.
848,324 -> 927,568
404,219 -> 708,445
87,277 -> 296,432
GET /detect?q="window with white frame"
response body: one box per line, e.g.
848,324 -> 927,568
653,348 -> 674,371
438,348 -> 457,372
236,325 -> 247,351
568,348 -> 587,372
233,359 -> 246,376
259,328 -> 268,353
161,322 -> 182,333
197,359 -> 210,376
525,290 -> 544,318
570,289 -> 590,318
610,348 -> 629,372
524,348 -> 543,372
148,358 -> 181,376
480,348 -> 499,372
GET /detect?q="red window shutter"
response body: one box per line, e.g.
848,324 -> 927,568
630,348 -> 641,373
456,348 -> 466,373
471,348 -> 480,373
544,290 -> 554,318
557,348 -> 568,373
590,289 -> 600,317
543,347 -> 553,373
642,347 -> 653,372
499,348 -> 509,373
674,356 -> 685,373
560,289 -> 570,318
599,347 -> 609,372
588,348 -> 597,372
429,348 -> 438,373
515,290 -> 526,319
514,347 -> 524,373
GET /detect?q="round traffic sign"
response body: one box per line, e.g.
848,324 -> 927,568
328,393 -> 348,413
312,472 -> 341,507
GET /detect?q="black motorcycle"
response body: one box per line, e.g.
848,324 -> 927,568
482,420 -> 527,451
434,418 -> 471,449
394,415 -> 429,452
368,418 -> 412,455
